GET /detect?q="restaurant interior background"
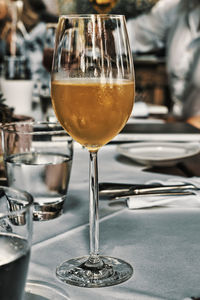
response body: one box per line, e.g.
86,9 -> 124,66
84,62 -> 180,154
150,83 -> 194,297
0,0 -> 168,120
1,3 -> 200,299
0,0 -> 167,183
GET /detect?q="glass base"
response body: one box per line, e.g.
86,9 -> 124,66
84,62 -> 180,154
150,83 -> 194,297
56,255 -> 133,288
33,200 -> 64,221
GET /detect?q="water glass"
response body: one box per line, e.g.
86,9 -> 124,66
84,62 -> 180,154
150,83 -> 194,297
0,56 -> 34,116
0,185 -> 33,300
2,121 -> 73,221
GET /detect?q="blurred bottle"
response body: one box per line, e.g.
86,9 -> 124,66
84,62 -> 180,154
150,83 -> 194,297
1,55 -> 34,116
40,23 -> 57,121
42,23 -> 56,73
4,55 -> 31,79
0,0 -> 34,116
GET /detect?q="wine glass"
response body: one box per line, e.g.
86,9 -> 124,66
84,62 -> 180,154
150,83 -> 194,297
51,14 -> 135,288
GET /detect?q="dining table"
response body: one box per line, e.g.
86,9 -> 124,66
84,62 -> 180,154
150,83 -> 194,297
27,122 -> 200,300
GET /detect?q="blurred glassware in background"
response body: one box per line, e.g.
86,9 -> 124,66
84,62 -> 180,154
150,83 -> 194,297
2,121 -> 74,221
40,23 -> 57,121
1,55 -> 34,116
0,0 -> 34,116
0,185 -> 33,300
0,0 -> 29,58
42,23 -> 56,73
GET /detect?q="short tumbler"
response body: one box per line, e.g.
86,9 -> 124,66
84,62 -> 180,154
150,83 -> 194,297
2,122 -> 73,221
0,185 -> 33,300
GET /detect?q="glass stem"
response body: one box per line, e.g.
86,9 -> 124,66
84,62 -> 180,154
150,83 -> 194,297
88,150 -> 100,265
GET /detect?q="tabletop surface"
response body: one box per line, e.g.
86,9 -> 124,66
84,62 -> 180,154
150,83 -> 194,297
28,143 -> 200,300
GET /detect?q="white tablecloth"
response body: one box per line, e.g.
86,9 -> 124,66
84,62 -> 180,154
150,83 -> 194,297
28,144 -> 200,300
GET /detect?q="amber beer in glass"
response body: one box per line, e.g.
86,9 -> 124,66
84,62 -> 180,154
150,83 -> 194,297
52,80 -> 134,150
51,14 -> 135,288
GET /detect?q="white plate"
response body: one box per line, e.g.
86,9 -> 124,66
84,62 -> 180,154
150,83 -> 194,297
117,142 -> 200,166
24,280 -> 70,300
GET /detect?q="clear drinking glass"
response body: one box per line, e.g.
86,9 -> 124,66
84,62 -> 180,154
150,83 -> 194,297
51,14 -> 135,287
0,185 -> 33,300
2,121 -> 73,221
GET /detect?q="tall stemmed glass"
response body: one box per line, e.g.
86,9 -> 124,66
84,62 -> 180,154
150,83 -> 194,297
51,14 -> 135,288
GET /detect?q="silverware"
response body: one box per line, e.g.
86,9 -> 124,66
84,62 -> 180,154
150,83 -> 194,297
99,182 -> 197,198
119,191 -> 193,198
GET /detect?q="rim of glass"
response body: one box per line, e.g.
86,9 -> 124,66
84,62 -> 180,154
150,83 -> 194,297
0,185 -> 33,219
59,14 -> 125,19
2,121 -> 67,135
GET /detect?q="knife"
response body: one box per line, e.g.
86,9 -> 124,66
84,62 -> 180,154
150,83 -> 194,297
99,182 -> 196,198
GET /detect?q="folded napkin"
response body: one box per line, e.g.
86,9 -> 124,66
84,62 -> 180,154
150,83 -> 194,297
131,101 -> 149,118
127,193 -> 200,209
127,177 -> 200,209
146,176 -> 200,189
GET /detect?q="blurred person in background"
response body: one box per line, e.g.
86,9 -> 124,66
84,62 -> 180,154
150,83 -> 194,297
21,0 -> 58,31
20,0 -> 58,89
126,0 -> 200,124
182,53 -> 200,129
